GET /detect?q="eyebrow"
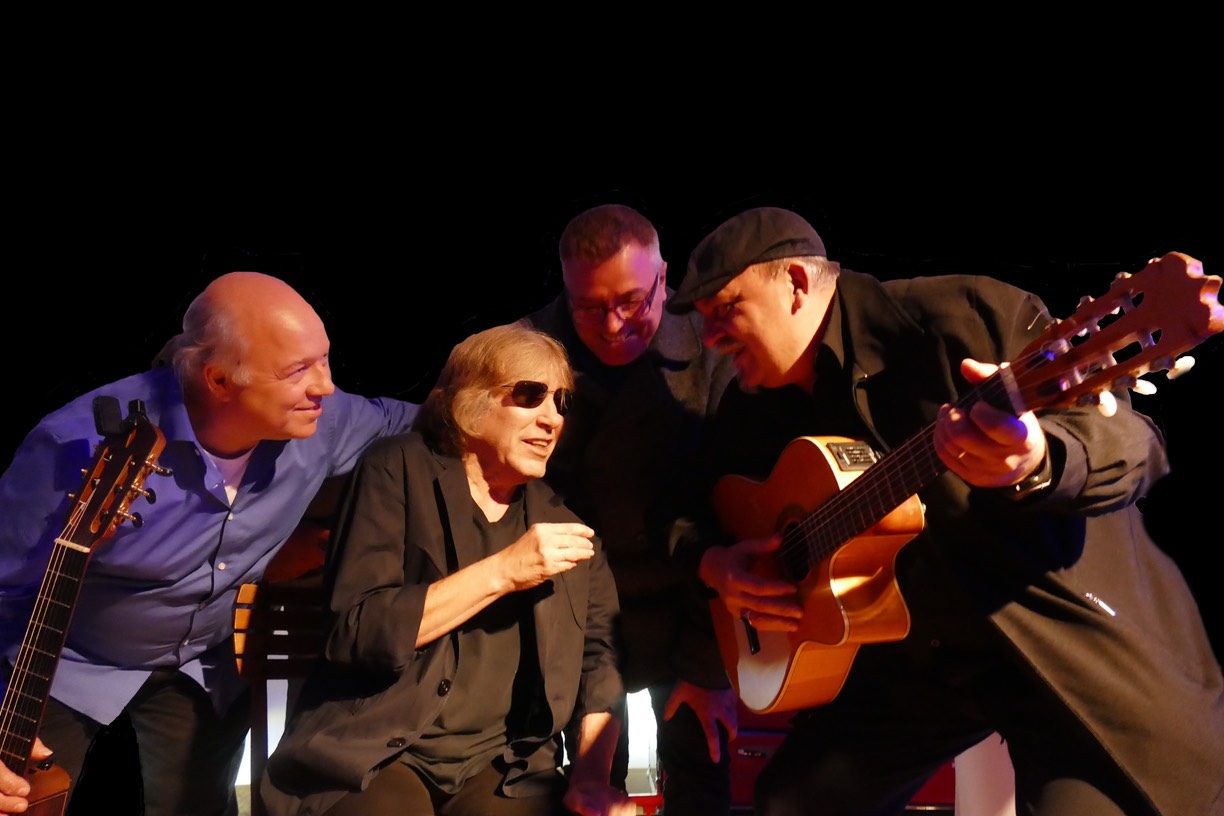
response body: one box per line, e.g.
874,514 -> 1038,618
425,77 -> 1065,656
275,352 -> 328,376
571,287 -> 650,306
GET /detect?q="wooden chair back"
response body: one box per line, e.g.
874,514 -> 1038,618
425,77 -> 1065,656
233,574 -> 327,816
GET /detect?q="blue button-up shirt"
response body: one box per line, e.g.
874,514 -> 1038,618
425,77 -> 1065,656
0,366 -> 417,723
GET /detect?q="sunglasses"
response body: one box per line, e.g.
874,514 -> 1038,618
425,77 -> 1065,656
499,380 -> 574,416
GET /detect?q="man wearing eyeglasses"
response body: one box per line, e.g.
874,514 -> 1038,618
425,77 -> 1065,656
512,203 -> 738,816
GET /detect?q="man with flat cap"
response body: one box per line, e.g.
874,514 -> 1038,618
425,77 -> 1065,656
667,207 -> 1224,815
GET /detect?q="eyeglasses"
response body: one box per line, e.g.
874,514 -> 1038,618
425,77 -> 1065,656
568,271 -> 662,324
498,380 -> 573,416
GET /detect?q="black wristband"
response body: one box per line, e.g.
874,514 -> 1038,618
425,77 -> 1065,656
1007,451 -> 1053,500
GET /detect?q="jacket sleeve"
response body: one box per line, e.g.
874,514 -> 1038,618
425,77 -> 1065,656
951,275 -> 1171,515
571,532 -> 626,720
321,437 -> 433,676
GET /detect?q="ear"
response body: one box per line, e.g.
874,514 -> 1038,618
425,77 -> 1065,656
786,262 -> 811,311
202,361 -> 232,401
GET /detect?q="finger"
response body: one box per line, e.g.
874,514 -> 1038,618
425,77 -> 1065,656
543,522 -> 595,538
706,719 -> 722,763
741,605 -> 803,627
562,540 -> 595,560
960,358 -> 999,383
742,532 -> 784,555
969,404 -> 1031,447
662,694 -> 679,722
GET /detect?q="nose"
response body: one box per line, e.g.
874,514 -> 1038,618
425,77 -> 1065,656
702,321 -> 722,349
306,362 -> 335,397
537,400 -> 564,429
600,308 -> 627,330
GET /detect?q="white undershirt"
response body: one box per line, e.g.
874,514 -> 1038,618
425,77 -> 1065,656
204,448 -> 255,504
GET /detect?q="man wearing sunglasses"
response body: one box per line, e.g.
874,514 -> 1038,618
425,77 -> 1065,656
512,203 -> 738,816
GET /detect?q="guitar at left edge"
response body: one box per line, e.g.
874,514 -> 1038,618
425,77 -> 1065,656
0,397 -> 168,816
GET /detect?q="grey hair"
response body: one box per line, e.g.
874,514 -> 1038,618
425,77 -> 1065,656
414,325 -> 574,457
169,289 -> 252,396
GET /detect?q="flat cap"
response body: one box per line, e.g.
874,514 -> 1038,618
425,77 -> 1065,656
667,206 -> 826,314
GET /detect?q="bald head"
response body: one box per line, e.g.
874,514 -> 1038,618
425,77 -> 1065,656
170,271 -> 336,455
172,272 -> 325,396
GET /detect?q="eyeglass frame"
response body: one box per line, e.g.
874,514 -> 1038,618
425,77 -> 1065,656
497,380 -> 574,416
567,269 -> 663,325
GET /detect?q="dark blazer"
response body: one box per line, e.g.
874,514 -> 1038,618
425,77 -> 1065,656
516,293 -> 736,691
706,269 -> 1224,814
260,431 -> 623,816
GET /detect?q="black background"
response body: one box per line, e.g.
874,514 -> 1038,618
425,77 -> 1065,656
5,169 -> 1220,809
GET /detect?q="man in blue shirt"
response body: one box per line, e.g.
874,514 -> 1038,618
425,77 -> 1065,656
0,271 -> 418,815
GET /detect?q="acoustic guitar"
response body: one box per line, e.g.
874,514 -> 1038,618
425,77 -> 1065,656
710,251 -> 1223,714
0,397 -> 167,815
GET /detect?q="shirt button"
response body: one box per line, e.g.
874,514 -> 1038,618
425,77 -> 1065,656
218,562 -> 227,570
437,679 -> 452,696
386,737 -> 407,748
228,513 -> 235,521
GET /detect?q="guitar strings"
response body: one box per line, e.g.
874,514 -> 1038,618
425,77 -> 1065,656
773,251 -> 1212,576
0,480 -> 91,767
774,308 -> 1120,577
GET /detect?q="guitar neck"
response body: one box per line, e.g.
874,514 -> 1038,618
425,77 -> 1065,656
784,367 -> 1021,575
0,539 -> 91,771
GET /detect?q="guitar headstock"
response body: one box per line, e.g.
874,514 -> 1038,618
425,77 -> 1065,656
65,398 -> 168,551
1010,252 -> 1223,412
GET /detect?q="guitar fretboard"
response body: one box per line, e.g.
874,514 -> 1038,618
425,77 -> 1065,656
0,541 -> 91,770
778,368 -> 1017,581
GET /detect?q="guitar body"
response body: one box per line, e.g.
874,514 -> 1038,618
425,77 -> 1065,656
711,436 -> 925,713
21,764 -> 69,816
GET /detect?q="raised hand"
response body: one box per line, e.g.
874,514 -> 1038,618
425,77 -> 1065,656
935,358 -> 1048,488
498,522 -> 596,591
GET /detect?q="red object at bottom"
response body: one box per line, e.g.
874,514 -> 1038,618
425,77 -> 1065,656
910,760 -> 956,806
729,717 -> 956,811
628,792 -> 663,815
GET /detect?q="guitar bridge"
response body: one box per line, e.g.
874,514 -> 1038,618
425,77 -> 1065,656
826,441 -> 881,472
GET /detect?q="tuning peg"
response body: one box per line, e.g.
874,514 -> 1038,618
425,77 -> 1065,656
1096,390 -> 1118,417
1167,356 -> 1196,380
1129,378 -> 1158,396
118,511 -> 144,528
139,487 -> 158,505
151,463 -> 174,477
